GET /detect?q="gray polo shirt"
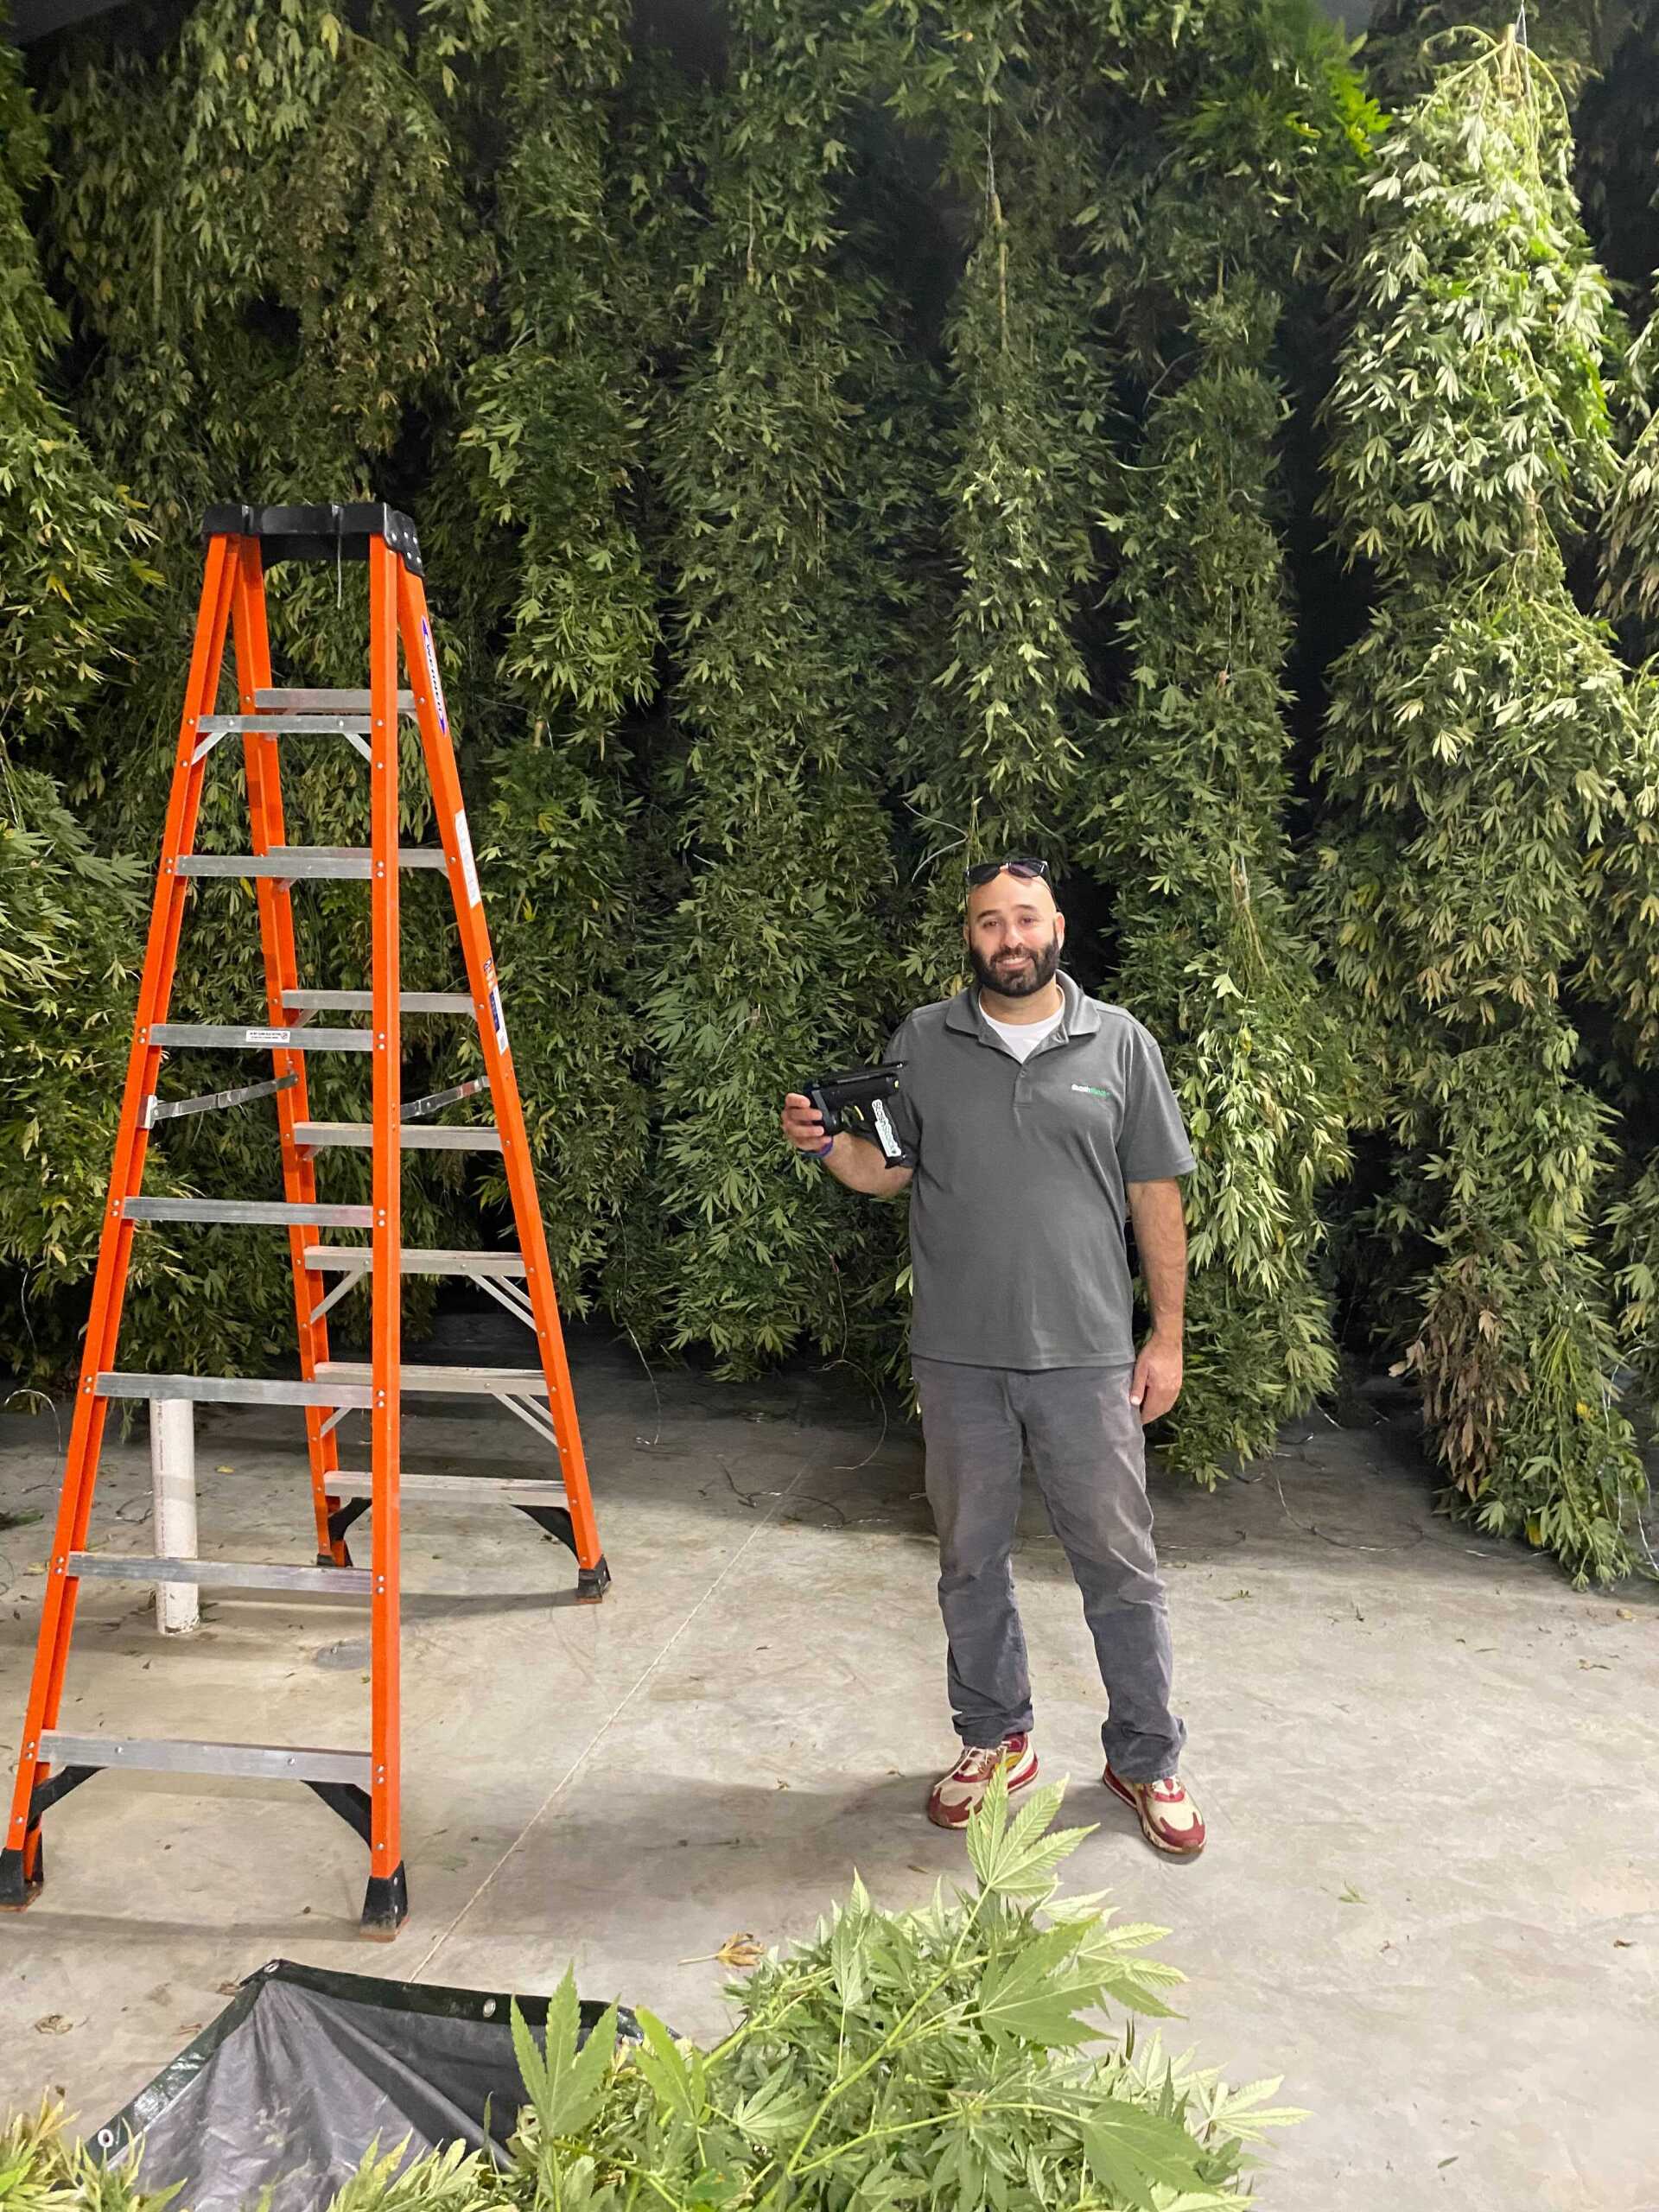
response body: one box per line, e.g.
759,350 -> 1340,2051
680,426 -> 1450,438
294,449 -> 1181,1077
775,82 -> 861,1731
868,969 -> 1195,1370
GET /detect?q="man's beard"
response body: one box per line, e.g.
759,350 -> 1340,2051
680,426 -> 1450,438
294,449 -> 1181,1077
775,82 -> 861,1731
969,932 -> 1060,999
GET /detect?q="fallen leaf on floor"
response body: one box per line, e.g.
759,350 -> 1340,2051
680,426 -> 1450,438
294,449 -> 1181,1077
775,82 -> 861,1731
177,2023 -> 201,2035
1438,2157 -> 1459,2170
679,1931 -> 764,1969
1222,1587 -> 1252,1601
1616,1607 -> 1634,1621
215,1465 -> 235,1475
1579,1659 -> 1611,1670
34,2016 -> 73,2036
217,1981 -> 243,1995
1615,1938 -> 1635,1948
1338,1885 -> 1364,1904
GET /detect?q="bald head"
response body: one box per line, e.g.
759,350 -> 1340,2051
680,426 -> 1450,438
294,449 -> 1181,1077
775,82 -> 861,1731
963,868 -> 1065,1005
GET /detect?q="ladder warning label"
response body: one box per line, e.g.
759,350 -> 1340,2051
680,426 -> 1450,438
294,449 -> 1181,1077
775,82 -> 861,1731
246,1028 -> 291,1046
488,987 -> 510,1058
421,619 -> 448,734
454,809 -> 482,907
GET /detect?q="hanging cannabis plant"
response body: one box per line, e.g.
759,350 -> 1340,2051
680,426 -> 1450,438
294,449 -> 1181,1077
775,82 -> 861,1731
1075,283 -> 1357,1481
1065,0 -> 1370,1483
0,22 -> 150,756
1313,27 -> 1646,1582
884,2 -> 1107,1000
609,0 -> 915,1376
441,0 -> 658,1316
37,0 -> 494,1379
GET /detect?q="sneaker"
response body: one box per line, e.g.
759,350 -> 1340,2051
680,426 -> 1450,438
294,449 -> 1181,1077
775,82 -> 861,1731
1103,1762 -> 1205,1856
927,1733 -> 1038,1829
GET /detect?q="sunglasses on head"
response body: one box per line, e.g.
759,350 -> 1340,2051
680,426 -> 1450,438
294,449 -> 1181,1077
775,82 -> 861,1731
966,855 -> 1049,887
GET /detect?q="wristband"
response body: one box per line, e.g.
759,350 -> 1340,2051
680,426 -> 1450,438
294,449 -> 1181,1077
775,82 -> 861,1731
811,1135 -> 835,1159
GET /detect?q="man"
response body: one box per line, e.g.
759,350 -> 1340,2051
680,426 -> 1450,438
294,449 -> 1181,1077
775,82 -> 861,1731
779,857 -> 1204,1856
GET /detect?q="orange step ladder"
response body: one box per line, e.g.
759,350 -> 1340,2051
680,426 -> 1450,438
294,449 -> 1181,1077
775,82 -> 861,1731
1,504 -> 610,1936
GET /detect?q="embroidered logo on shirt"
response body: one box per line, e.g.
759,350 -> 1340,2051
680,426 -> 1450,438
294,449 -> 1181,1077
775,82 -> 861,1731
1071,1084 -> 1113,1100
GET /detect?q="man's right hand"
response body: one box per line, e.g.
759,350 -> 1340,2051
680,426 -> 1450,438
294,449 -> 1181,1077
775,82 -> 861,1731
781,1093 -> 830,1154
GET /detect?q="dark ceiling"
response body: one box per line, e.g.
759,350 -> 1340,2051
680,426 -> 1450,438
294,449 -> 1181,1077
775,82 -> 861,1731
7,0 -> 1379,45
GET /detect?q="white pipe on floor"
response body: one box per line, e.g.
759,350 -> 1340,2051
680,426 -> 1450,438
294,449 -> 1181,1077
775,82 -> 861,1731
149,1398 -> 199,1635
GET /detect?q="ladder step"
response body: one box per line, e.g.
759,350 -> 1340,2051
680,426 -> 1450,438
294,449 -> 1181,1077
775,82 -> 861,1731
304,1246 -> 526,1277
327,1473 -> 568,1505
152,1022 -> 372,1052
97,1372 -> 373,1408
176,848 -> 448,880
316,1360 -> 550,1399
283,990 -> 473,1015
255,688 -> 417,715
38,1732 -> 371,1788
123,1197 -> 374,1228
198,715 -> 373,735
67,1553 -> 372,1595
296,1121 -> 502,1154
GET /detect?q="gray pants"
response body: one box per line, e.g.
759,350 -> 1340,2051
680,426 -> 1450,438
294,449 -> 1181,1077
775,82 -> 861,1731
912,1357 -> 1185,1782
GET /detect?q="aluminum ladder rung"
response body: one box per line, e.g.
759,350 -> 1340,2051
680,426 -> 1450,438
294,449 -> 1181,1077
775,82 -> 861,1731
198,715 -> 373,735
38,1732 -> 371,1787
176,849 -> 448,880
283,990 -> 472,1015
326,1473 -> 568,1505
304,1246 -> 526,1277
151,1022 -> 372,1052
67,1553 -> 372,1595
295,1121 -> 501,1154
255,688 -> 417,715
96,1372 -> 373,1408
123,1197 -> 374,1228
315,1360 -> 550,1399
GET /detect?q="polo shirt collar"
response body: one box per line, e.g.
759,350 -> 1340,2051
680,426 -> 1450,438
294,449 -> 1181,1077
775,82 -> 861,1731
944,966 -> 1102,1044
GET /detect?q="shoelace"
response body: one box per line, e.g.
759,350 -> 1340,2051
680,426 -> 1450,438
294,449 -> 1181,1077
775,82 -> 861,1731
957,1744 -> 1013,1780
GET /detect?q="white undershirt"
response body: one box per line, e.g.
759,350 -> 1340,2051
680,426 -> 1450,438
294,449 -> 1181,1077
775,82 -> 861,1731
981,1000 -> 1065,1063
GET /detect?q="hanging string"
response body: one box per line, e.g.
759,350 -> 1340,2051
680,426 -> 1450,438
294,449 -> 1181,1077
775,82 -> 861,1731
1516,0 -> 1529,48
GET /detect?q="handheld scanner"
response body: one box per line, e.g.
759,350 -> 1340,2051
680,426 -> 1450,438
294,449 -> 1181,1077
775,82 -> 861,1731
805,1060 -> 915,1168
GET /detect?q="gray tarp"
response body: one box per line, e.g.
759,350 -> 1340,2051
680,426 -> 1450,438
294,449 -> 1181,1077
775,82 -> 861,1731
94,1959 -> 638,2212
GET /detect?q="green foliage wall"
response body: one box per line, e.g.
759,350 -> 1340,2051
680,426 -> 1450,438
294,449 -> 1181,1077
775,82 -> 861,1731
5,0 -> 1659,1580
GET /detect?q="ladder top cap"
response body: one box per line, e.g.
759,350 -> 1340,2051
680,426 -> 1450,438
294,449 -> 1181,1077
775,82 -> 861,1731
201,501 -> 423,579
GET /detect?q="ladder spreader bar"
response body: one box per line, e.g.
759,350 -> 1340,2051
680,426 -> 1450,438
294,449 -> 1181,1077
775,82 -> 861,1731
146,1073 -> 298,1126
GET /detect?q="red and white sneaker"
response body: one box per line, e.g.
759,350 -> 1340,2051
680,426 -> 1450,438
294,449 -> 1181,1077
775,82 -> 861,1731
926,1733 -> 1039,1829
1103,1762 -> 1205,1856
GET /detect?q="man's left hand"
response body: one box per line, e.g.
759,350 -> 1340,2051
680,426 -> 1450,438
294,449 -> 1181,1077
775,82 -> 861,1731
1128,1331 -> 1184,1427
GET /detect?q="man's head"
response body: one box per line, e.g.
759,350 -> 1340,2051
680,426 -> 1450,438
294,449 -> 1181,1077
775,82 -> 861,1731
963,860 -> 1065,1000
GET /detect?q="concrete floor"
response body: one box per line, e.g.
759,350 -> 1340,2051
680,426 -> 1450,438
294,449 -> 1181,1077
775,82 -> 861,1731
0,1312 -> 1655,2211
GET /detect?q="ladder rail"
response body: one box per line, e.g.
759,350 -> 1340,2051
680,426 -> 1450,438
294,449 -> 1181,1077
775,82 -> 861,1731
365,531 -> 405,1931
231,542 -> 349,1570
398,562 -> 606,1585
4,534 -> 239,1892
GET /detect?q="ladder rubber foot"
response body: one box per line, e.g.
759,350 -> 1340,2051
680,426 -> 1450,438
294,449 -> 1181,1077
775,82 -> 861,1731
0,1843 -> 42,1910
316,1548 -> 354,1570
576,1555 -> 612,1605
360,1864 -> 409,1937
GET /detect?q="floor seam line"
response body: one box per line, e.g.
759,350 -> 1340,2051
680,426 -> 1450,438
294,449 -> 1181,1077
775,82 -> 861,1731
408,1452 -> 817,1980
